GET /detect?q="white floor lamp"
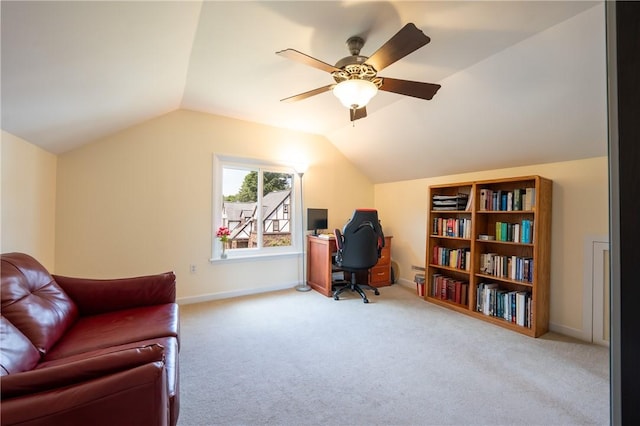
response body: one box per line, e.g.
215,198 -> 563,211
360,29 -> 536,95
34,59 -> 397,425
295,168 -> 311,292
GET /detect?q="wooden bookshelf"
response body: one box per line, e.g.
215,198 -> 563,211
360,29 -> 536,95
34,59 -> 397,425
425,176 -> 552,337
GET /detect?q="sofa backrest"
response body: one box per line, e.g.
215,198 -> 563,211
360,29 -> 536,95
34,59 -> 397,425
1,253 -> 78,355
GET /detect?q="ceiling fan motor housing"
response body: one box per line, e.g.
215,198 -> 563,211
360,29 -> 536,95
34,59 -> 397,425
335,36 -> 371,70
335,54 -> 368,69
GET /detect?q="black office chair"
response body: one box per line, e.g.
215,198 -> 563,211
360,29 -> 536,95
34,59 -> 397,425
333,209 -> 385,303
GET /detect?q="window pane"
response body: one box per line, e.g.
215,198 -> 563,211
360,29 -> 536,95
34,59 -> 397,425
261,171 -> 293,247
222,167 -> 256,250
220,166 -> 295,253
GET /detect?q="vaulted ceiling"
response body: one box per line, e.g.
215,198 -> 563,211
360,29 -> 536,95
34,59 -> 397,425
1,1 -> 606,183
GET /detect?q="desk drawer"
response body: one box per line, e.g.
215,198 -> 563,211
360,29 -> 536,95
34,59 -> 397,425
378,246 -> 391,265
370,265 -> 390,286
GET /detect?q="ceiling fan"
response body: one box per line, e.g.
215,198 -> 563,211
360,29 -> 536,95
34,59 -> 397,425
276,23 -> 441,122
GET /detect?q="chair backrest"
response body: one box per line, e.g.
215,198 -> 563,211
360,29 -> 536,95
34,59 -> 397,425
335,209 -> 384,271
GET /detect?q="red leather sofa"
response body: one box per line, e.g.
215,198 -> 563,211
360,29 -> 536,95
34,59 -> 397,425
0,252 -> 180,426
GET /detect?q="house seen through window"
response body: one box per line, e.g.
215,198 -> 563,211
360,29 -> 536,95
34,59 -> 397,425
220,165 -> 295,254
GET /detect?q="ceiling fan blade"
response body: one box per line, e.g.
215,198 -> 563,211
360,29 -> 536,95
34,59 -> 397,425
350,106 -> 367,122
280,84 -> 334,103
379,77 -> 441,100
276,49 -> 341,73
365,23 -> 430,72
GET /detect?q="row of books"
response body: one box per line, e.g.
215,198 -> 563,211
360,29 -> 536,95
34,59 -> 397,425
432,245 -> 471,271
479,253 -> 534,283
494,220 -> 534,243
432,193 -> 469,211
431,274 -> 469,305
431,217 -> 472,239
479,188 -> 535,211
476,282 -> 532,328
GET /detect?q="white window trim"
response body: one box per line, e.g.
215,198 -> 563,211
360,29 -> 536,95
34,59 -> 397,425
210,154 -> 302,262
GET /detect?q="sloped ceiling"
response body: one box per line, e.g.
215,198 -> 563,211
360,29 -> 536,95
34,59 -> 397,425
1,1 -> 606,183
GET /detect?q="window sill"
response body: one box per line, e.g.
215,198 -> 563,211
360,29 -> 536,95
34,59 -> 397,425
209,250 -> 302,264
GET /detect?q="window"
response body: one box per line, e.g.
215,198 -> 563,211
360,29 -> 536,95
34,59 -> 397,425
213,155 -> 300,259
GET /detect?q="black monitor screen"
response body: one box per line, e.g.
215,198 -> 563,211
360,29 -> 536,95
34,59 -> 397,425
307,208 -> 328,235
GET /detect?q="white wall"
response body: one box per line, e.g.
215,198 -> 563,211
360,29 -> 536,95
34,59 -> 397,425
55,110 -> 374,301
1,131 -> 57,270
374,156 -> 609,339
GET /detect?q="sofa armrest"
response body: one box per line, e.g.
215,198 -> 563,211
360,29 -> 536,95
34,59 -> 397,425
1,344 -> 165,399
0,360 -> 169,426
53,272 -> 176,315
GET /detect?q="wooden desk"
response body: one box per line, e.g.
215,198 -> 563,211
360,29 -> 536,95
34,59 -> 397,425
306,235 -> 392,297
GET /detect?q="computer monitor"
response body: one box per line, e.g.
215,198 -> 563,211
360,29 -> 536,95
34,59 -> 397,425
307,208 -> 328,235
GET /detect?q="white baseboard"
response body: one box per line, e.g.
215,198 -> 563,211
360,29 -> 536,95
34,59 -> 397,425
397,277 -> 418,289
549,321 -> 589,342
177,281 -> 298,305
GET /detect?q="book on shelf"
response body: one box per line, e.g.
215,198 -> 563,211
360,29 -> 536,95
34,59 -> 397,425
524,188 -> 536,210
432,217 -> 472,238
432,245 -> 471,270
478,187 -> 536,211
465,192 -> 473,211
492,221 -> 529,243
513,188 -> 522,210
478,253 -> 533,282
431,273 -> 468,305
521,219 -> 534,243
476,283 -> 532,328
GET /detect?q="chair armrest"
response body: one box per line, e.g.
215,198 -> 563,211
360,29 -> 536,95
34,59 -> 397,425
1,360 -> 169,426
333,229 -> 344,266
334,229 -> 344,249
1,344 -> 165,399
53,272 -> 176,315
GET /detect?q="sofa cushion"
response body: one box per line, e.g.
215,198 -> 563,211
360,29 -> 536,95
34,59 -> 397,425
0,316 -> 41,376
1,344 -> 165,399
1,253 -> 78,354
43,304 -> 179,361
38,336 -> 179,426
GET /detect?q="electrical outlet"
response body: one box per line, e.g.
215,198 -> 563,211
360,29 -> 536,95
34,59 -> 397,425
189,264 -> 197,274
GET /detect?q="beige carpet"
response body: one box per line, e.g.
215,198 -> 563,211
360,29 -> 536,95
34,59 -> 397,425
178,284 -> 609,425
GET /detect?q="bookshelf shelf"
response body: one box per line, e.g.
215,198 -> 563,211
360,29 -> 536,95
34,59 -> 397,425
428,264 -> 470,274
475,240 -> 534,247
432,235 -> 471,241
425,175 -> 552,337
428,297 -> 470,312
476,210 -> 535,214
474,273 -> 534,287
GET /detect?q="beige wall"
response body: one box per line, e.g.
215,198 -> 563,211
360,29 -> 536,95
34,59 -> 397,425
374,156 -> 609,337
1,131 -> 57,270
55,110 -> 374,301
3,116 -> 609,339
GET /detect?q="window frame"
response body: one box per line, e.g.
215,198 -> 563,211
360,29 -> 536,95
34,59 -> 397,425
212,154 -> 302,261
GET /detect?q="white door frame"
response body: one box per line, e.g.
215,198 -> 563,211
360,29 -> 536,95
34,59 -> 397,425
582,236 -> 610,346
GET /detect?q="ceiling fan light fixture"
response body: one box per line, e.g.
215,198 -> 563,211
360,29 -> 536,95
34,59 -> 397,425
333,79 -> 378,109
